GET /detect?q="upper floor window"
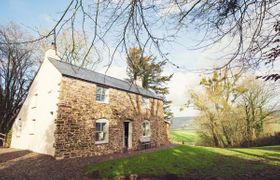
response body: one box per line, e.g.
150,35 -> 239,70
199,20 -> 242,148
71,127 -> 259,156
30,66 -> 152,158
141,97 -> 150,108
142,120 -> 151,137
95,119 -> 109,144
96,86 -> 109,103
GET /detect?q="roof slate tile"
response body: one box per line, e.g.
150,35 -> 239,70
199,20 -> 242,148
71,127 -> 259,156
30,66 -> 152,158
48,58 -> 161,100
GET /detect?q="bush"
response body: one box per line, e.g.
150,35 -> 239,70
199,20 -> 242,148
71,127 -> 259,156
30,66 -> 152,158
240,132 -> 280,147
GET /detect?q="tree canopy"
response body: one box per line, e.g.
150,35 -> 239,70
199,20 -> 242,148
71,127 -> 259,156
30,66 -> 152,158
126,47 -> 173,120
189,70 -> 279,147
0,23 -> 37,134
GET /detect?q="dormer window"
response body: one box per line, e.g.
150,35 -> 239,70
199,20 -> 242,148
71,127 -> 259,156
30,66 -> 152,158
96,86 -> 109,103
141,97 -> 150,108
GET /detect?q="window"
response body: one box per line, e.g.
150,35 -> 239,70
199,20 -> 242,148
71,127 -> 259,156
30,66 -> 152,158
141,97 -> 150,108
16,118 -> 22,137
96,86 -> 109,103
95,119 -> 109,144
142,120 -> 151,137
29,119 -> 36,135
31,93 -> 38,109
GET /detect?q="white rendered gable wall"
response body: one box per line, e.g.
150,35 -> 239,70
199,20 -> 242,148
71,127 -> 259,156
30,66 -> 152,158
11,54 -> 62,156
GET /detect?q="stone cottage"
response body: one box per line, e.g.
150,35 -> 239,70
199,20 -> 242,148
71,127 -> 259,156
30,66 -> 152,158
10,48 -> 169,159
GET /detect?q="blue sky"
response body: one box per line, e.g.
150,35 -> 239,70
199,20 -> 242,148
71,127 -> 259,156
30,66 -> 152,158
0,0 -> 233,117
0,0 -> 66,27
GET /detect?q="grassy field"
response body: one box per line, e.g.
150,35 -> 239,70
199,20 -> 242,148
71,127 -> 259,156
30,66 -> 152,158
169,129 -> 199,145
84,145 -> 280,179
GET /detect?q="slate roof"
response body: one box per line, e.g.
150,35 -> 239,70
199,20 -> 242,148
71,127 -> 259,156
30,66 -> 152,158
48,58 -> 161,100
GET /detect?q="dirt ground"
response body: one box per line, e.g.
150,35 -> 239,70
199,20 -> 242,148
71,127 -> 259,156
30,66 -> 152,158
0,146 -> 174,180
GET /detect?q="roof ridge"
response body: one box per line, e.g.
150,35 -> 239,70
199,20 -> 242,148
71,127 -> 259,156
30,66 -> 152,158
48,57 -> 140,88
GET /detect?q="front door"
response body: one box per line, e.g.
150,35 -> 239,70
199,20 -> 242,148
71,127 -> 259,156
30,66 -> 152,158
123,121 -> 132,151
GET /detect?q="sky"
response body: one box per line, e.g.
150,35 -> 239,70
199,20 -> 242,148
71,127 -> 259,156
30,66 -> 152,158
0,0 -> 252,117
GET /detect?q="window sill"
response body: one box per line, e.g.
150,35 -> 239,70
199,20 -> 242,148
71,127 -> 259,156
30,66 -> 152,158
95,141 -> 108,145
96,100 -> 109,104
140,136 -> 151,143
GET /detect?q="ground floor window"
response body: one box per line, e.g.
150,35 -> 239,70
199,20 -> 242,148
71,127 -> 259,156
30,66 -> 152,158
95,119 -> 109,144
142,120 -> 151,137
16,118 -> 22,137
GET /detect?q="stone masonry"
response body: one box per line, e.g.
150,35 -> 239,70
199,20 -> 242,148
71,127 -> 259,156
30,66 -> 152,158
54,76 -> 169,159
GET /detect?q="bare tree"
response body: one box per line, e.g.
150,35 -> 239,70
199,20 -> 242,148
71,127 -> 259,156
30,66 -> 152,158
177,0 -> 280,69
238,78 -> 280,144
0,1 -> 181,69
40,29 -> 97,68
0,23 -> 37,135
1,1 -> 279,71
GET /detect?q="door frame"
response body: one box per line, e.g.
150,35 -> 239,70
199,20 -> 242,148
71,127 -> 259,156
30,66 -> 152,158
123,120 -> 132,150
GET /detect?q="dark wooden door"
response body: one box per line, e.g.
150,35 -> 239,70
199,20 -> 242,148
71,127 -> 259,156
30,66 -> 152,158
124,122 -> 129,149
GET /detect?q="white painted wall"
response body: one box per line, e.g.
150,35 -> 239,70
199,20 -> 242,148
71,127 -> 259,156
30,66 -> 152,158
11,51 -> 62,156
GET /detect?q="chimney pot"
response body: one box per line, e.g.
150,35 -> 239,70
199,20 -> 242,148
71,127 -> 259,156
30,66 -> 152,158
51,42 -> 57,50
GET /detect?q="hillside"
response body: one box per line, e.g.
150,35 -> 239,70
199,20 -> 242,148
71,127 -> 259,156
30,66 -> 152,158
170,116 -> 194,130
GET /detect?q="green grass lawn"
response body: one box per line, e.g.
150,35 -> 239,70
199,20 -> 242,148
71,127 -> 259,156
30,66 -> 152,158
84,145 -> 280,179
169,129 -> 199,145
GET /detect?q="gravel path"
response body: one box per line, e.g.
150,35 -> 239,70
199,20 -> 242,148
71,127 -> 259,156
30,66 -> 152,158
0,145 -> 175,180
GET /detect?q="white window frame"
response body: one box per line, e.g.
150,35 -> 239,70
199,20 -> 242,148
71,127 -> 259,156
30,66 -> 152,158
96,86 -> 109,103
141,97 -> 150,109
95,119 -> 109,144
140,120 -> 151,142
142,120 -> 151,137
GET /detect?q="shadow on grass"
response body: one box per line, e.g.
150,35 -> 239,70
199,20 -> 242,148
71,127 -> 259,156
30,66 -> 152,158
252,146 -> 280,151
1,146 -> 280,180
0,146 -> 173,179
227,149 -> 280,162
85,145 -> 280,179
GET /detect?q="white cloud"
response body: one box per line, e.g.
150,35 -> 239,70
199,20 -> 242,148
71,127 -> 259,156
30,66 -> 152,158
166,71 -> 201,117
40,14 -> 53,24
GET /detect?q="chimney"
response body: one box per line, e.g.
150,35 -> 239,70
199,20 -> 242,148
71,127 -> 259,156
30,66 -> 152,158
44,42 -> 60,61
134,76 -> 143,87
51,42 -> 57,50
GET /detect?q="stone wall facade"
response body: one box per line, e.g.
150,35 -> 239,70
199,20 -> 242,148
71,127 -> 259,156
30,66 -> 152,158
54,76 -> 169,159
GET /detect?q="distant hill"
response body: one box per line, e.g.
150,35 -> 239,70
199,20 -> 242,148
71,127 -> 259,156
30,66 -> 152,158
170,116 -> 195,130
